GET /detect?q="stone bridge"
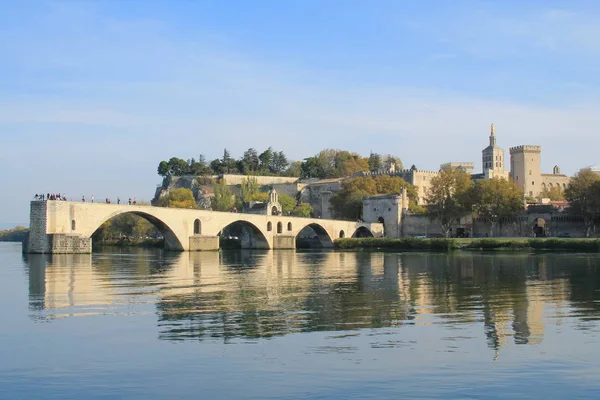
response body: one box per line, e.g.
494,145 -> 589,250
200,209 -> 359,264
25,201 -> 384,253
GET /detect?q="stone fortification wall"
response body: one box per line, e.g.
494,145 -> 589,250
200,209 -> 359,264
400,214 -> 444,237
298,179 -> 344,218
219,174 -> 299,186
400,213 -> 598,238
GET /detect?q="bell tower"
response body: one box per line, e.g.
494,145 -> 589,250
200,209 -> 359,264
482,123 -> 506,177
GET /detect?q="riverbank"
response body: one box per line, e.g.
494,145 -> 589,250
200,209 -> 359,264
334,237 -> 600,252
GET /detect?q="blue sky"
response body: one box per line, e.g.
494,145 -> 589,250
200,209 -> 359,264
2,0 -> 600,224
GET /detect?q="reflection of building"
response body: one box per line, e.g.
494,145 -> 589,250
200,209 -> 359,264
25,250 -> 584,358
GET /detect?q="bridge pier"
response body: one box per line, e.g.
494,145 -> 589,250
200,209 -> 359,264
189,235 -> 220,251
273,235 -> 296,250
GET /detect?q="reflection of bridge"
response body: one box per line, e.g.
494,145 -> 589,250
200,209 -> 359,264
25,201 -> 383,253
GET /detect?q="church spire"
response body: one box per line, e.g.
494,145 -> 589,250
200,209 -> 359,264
489,123 -> 496,147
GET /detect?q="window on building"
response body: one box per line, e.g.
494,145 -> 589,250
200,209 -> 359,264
267,222 -> 272,231
287,222 -> 292,231
193,219 -> 201,235
71,220 -> 76,230
277,222 -> 283,234
532,181 -> 535,185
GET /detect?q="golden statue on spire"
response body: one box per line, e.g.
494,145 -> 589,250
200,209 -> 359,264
491,123 -> 495,135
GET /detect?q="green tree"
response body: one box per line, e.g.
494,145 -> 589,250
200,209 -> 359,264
284,161 -> 302,177
471,178 -> 523,237
565,170 -> 600,237
538,186 -> 565,201
241,148 -> 260,173
368,152 -> 383,172
290,202 -> 313,217
384,155 -> 404,171
158,188 -> 197,209
157,161 -> 170,177
278,193 -> 297,214
211,180 -> 235,211
259,147 -> 273,172
425,168 -> 473,237
271,151 -> 289,174
240,176 -> 259,203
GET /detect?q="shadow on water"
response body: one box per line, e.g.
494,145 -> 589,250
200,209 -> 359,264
22,250 -> 600,353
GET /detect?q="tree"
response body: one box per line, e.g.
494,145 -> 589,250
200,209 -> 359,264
240,176 -> 259,203
258,147 -> 273,173
221,149 -> 238,174
538,186 -> 565,201
471,178 -> 523,237
368,152 -> 383,172
425,168 -> 473,237
158,188 -> 197,209
241,148 -> 260,173
284,161 -> 302,177
157,161 -> 170,177
211,180 -> 235,211
167,157 -> 189,176
565,170 -> 600,237
384,155 -> 404,171
278,193 -> 297,215
290,202 -> 313,217
271,151 -> 289,174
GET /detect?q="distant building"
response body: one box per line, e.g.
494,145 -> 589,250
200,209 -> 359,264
481,123 -> 510,180
509,146 -> 569,198
243,189 -> 283,215
440,162 -> 475,175
581,165 -> 600,176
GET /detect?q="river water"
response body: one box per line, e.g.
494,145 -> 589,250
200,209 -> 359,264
1,242 -> 600,399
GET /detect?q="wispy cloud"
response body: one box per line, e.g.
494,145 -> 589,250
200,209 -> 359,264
2,1 -> 600,223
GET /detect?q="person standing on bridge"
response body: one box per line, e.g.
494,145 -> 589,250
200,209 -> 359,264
82,195 -> 86,202
91,195 -> 94,203
117,197 -> 120,204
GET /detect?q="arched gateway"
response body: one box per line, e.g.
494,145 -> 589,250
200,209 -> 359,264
24,201 -> 384,254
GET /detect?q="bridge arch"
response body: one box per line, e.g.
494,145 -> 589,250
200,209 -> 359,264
90,210 -> 186,251
351,226 -> 374,238
219,220 -> 270,249
296,223 -> 334,248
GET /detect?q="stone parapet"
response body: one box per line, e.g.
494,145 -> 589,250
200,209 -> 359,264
510,145 -> 542,153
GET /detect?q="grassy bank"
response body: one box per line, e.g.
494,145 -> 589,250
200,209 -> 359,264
334,238 -> 600,252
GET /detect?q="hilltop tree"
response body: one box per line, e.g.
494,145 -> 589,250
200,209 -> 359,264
368,152 -> 383,172
565,170 -> 600,237
425,168 -> 473,237
258,147 -> 273,172
471,178 -> 523,237
241,148 -> 260,173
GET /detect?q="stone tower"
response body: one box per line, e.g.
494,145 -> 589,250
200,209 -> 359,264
509,145 -> 542,198
482,123 -> 506,176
